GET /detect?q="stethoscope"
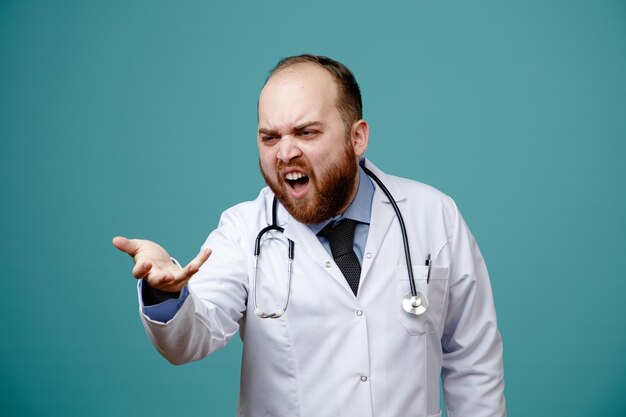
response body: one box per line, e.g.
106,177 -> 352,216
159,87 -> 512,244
253,165 -> 430,319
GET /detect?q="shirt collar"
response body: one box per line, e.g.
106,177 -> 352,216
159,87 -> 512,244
308,165 -> 374,234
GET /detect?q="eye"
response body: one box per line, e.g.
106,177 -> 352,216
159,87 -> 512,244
261,135 -> 276,143
299,129 -> 317,137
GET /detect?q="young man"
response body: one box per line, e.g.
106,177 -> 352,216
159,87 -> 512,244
114,54 -> 506,417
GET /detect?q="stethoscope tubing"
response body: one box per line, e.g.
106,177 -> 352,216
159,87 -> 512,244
254,197 -> 294,259
360,165 -> 418,298
253,197 -> 294,318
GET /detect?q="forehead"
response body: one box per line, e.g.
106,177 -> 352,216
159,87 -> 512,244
258,63 -> 340,129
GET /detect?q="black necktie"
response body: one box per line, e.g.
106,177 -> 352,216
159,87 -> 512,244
318,219 -> 361,296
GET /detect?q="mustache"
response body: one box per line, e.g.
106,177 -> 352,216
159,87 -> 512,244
277,159 -> 313,176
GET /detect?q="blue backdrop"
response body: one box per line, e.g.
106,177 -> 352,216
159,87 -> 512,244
1,1 -> 625,416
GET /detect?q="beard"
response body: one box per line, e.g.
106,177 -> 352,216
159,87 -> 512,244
260,141 -> 359,224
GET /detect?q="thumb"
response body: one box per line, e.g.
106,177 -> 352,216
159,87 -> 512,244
112,236 -> 141,256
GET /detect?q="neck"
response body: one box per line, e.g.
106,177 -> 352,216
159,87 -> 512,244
335,168 -> 360,216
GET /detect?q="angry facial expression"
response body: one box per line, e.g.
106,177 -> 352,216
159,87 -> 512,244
257,63 -> 367,224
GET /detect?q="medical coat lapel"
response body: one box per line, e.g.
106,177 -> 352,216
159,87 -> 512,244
360,161 -> 407,291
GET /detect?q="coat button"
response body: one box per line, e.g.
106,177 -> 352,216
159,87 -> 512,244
360,376 -> 368,382
356,310 -> 363,316
366,252 -> 372,259
325,261 -> 332,268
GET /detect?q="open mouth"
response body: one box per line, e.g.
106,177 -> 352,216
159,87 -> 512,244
284,171 -> 310,197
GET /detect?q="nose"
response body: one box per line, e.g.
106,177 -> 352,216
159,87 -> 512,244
276,136 -> 302,163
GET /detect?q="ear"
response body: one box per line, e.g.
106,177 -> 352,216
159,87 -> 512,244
350,119 -> 369,158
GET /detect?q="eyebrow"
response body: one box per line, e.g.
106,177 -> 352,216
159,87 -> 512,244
258,121 -> 323,136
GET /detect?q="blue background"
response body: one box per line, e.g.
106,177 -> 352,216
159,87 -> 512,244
1,1 -> 625,416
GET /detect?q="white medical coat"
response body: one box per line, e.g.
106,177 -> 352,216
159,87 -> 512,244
139,160 -> 506,417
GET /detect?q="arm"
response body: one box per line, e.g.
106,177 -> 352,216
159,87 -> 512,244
440,204 -> 506,417
116,209 -> 249,365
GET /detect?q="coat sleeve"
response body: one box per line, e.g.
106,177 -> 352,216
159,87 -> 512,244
138,207 -> 249,365
440,200 -> 506,417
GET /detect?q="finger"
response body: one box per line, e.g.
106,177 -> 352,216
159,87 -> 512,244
147,271 -> 177,290
112,236 -> 141,257
132,260 -> 152,279
176,248 -> 212,282
185,247 -> 212,275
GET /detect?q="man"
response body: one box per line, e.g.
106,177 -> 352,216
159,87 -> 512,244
113,54 -> 506,417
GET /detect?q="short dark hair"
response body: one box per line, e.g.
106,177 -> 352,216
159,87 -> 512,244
266,54 -> 363,131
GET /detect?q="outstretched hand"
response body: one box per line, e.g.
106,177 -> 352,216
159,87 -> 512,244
112,236 -> 211,293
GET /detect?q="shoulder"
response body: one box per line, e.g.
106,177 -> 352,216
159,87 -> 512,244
382,171 -> 459,213
219,187 -> 272,226
363,159 -> 453,206
201,187 -> 273,252
393,175 -> 452,202
374,170 -> 462,239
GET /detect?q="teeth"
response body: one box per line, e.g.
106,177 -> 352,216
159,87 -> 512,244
286,172 -> 306,181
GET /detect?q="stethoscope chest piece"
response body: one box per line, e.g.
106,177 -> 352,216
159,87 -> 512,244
402,292 -> 429,315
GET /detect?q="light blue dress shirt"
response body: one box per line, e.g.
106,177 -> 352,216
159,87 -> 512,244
143,165 -> 374,322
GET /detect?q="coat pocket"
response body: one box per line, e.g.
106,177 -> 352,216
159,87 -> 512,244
396,265 -> 449,335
